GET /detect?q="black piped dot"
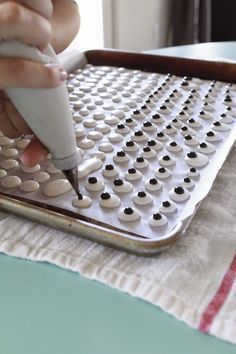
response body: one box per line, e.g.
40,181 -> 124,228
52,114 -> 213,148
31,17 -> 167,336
190,167 -> 196,172
157,132 -> 164,137
105,164 -> 114,170
159,167 -> 166,173
200,143 -> 207,148
163,155 -> 170,161
149,178 -> 158,185
126,141 -> 134,147
88,177 -> 97,184
101,192 -> 111,200
162,201 -> 171,207
187,152 -> 197,158
117,124 -> 125,129
138,191 -> 146,198
128,168 -> 136,174
170,141 -> 177,146
184,177 -> 191,183
160,105 -> 167,110
174,186 -> 184,194
185,135 -> 192,141
148,140 -> 157,146
143,147 -> 151,152
124,207 -> 134,215
153,213 -> 162,220
117,151 -> 126,157
77,193 -> 83,200
152,114 -> 161,120
143,121 -> 152,127
135,130 -> 143,136
206,131 -> 215,137
114,179 -> 123,186
136,157 -> 144,163
213,121 -> 221,126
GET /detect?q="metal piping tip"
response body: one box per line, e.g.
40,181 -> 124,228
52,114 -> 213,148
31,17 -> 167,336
63,167 -> 80,198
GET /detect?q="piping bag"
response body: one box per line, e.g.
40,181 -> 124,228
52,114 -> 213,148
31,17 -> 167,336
0,3 -> 81,196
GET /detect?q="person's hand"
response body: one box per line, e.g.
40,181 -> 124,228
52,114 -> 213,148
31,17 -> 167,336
0,1 -> 68,166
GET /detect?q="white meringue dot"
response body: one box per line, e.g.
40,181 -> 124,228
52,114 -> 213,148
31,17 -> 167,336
44,179 -> 72,197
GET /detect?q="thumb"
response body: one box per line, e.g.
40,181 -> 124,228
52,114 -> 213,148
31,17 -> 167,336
20,135 -> 48,167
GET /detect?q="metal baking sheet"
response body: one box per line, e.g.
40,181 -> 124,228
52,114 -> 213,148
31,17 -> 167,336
0,50 -> 236,255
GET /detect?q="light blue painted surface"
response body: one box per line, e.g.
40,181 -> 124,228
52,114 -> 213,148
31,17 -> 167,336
1,42 -> 236,354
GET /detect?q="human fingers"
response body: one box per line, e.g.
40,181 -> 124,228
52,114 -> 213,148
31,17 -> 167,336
0,58 -> 67,89
20,135 -> 48,167
0,0 -> 54,19
0,2 -> 52,49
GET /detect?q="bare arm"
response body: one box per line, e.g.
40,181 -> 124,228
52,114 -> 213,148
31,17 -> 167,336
51,0 -> 80,53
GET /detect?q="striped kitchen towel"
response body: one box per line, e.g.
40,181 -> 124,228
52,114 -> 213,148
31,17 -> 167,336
0,146 -> 236,345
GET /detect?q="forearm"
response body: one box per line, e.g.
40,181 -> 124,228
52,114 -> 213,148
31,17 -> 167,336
51,0 -> 80,53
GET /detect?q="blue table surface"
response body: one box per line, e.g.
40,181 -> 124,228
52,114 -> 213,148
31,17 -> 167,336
1,42 -> 236,354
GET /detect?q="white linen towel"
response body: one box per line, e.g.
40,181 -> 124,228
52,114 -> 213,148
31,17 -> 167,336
0,146 -> 236,345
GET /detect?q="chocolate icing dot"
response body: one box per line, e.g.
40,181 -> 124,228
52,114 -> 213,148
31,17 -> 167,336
126,118 -> 133,123
136,157 -> 144,163
174,186 -> 184,194
159,167 -> 166,173
133,110 -> 140,115
77,193 -> 83,200
128,168 -> 136,174
157,132 -> 164,137
101,192 -> 111,200
206,131 -> 214,137
138,191 -> 146,198
153,213 -> 162,220
170,141 -> 177,146
200,143 -> 207,148
105,164 -> 114,170
184,177 -> 191,183
143,147 -> 151,152
88,177 -> 97,184
117,151 -> 126,157
163,155 -> 170,161
149,178 -> 158,185
162,201 -> 171,207
114,179 -> 124,186
143,121 -> 152,127
117,124 -> 125,129
126,141 -> 134,147
135,130 -> 143,136
190,167 -> 196,172
187,152 -> 197,158
152,114 -> 161,120
224,95 -> 232,102
189,119 -> 195,123
124,207 -> 134,215
148,140 -> 157,146
213,121 -> 221,126
185,135 -> 192,140
166,125 -> 172,129
141,105 -> 147,110
160,105 -> 167,110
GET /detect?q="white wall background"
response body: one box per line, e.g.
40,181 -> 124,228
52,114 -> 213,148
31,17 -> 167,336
70,0 -> 171,51
69,0 -> 104,50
